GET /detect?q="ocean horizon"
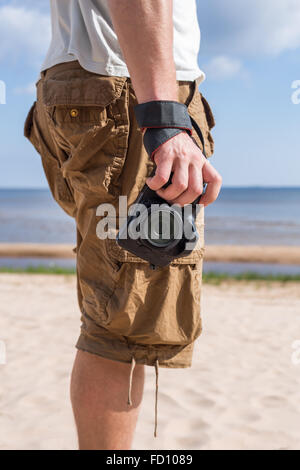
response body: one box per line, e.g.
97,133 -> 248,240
1,186 -> 300,245
1,187 -> 300,273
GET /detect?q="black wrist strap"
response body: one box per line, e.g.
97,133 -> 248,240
134,100 -> 193,132
134,100 -> 206,159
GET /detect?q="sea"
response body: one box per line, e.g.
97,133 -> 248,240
0,187 -> 299,274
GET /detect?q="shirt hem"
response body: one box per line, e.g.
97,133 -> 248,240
40,51 -> 206,83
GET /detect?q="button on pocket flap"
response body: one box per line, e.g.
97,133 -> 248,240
42,76 -> 127,108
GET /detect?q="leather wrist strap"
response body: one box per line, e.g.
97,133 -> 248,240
134,100 -> 206,159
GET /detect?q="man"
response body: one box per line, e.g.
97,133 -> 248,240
24,0 -> 222,450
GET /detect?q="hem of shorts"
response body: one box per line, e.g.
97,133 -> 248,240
76,332 -> 194,369
40,51 -> 206,83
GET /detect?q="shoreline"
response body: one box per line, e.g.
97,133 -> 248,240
0,268 -> 299,283
1,243 -> 300,265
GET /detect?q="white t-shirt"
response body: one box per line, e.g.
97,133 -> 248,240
41,0 -> 205,83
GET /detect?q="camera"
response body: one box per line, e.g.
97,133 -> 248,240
117,174 -> 203,268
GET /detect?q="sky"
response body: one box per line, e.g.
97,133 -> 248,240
0,0 -> 299,188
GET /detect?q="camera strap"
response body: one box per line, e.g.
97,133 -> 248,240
134,100 -> 207,159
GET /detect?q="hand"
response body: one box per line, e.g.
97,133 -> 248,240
146,132 -> 222,206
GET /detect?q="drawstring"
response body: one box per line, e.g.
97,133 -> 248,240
127,356 -> 160,438
127,356 -> 136,406
154,359 -> 159,438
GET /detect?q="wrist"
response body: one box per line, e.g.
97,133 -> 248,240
134,100 -> 193,159
132,76 -> 178,103
138,89 -> 179,104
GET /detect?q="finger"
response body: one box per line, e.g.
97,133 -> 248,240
199,161 -> 222,206
156,162 -> 189,201
171,164 -> 203,206
146,158 -> 173,191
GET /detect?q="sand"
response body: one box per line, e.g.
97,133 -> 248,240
0,273 -> 300,450
1,243 -> 300,265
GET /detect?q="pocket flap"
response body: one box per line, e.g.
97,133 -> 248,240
200,94 -> 216,130
24,101 -> 37,139
42,75 -> 127,107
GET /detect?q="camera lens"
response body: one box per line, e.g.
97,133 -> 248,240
140,205 -> 183,247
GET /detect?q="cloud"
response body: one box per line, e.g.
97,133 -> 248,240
0,80 -> 6,104
2,0 -> 50,14
14,82 -> 36,95
203,55 -> 244,80
0,5 -> 51,65
198,0 -> 300,56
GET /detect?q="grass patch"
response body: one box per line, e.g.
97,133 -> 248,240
0,265 -> 76,275
0,265 -> 300,283
203,271 -> 300,285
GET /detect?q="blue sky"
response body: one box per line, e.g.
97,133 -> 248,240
0,0 -> 299,188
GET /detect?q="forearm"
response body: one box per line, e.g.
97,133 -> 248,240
108,0 -> 178,103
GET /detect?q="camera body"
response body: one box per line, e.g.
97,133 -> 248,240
117,176 -> 201,268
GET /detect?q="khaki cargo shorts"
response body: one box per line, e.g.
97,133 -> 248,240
24,60 -> 215,369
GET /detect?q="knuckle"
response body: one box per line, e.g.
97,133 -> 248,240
192,185 -> 203,195
191,159 -> 202,171
159,175 -> 169,185
166,189 -> 176,199
147,179 -> 155,189
176,181 -> 187,192
149,182 -> 159,191
208,195 -> 217,204
155,174 -> 168,186
214,174 -> 223,184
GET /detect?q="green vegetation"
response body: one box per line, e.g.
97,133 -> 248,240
0,265 -> 300,283
203,271 -> 300,285
0,265 -> 76,275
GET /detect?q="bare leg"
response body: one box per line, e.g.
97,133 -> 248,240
70,350 -> 144,450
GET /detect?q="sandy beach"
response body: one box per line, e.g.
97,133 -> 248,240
0,273 -> 300,450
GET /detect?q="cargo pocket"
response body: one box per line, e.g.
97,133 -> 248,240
99,194 -> 204,341
24,100 -> 76,217
42,73 -> 129,197
101,249 -> 203,346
